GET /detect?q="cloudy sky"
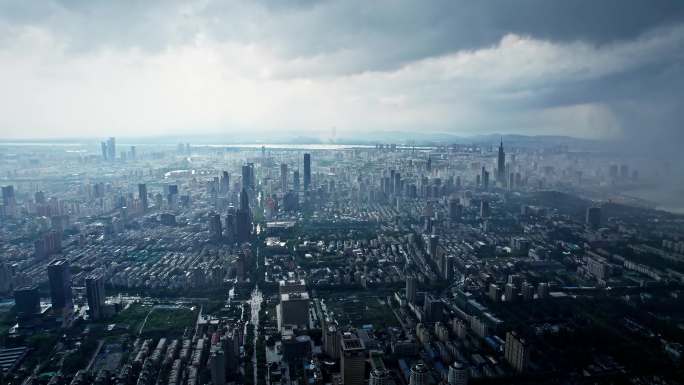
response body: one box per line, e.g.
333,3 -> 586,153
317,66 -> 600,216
0,0 -> 682,144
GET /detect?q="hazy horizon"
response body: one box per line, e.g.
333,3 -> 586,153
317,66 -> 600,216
1,0 -> 683,156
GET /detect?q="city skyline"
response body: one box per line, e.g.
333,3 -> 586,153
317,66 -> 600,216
0,2 -> 683,384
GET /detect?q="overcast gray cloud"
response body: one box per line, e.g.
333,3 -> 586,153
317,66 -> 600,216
0,0 -> 682,146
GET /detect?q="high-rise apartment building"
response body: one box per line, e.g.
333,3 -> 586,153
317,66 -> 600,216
48,258 -> 73,311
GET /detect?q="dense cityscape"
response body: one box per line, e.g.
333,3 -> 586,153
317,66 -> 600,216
2,1 -> 684,384
0,138 -> 682,385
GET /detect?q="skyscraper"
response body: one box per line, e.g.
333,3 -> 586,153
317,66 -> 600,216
448,196 -> 462,221
209,348 -> 226,385
303,153 -> 311,190
47,258 -> 73,311
241,163 -> 254,191
293,170 -> 300,191
220,171 -> 230,194
480,199 -> 491,218
497,138 -> 506,185
442,255 -> 454,281
505,331 -> 529,372
428,235 -> 439,260
1,185 -> 16,217
340,332 -> 366,385
209,212 -> 223,241
138,183 -> 148,211
586,206 -> 602,229
280,163 -> 288,191
86,274 -> 105,320
236,188 -> 252,243
409,362 -> 429,385
108,137 -> 116,160
369,369 -> 391,385
448,362 -> 469,385
406,274 -> 417,304
14,286 -> 41,320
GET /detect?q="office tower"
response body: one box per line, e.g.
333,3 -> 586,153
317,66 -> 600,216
423,295 -> 445,322
406,274 -> 417,304
107,137 -> 116,160
480,199 -> 490,218
498,138 -> 506,184
521,281 -> 535,301
209,348 -> 226,385
224,207 -> 236,241
389,170 -> 395,194
488,284 -> 501,302
504,283 -> 518,302
241,163 -> 254,190
14,286 -> 41,320
47,258 -> 73,311
409,362 -> 429,385
620,164 -> 629,179
448,196 -> 461,221
442,255 -> 454,281
448,361 -> 469,385
323,324 -> 340,359
129,145 -> 136,159
293,170 -> 300,191
505,331 -> 529,372
138,184 -> 148,211
1,185 -> 16,217
509,172 -> 515,190
483,170 -> 490,190
340,332 -> 366,385
277,292 -> 310,330
86,274 -> 105,320
2,185 -> 15,206
241,164 -> 250,190
280,163 -> 288,191
34,190 -> 46,204
101,137 -> 116,161
236,188 -> 251,243
427,156 -> 432,171
369,369 -> 391,385
303,153 -> 311,190
394,172 -> 402,195
209,212 -> 223,241
586,206 -> 602,229
428,235 -> 439,261
220,171 -> 230,194
239,188 -> 249,213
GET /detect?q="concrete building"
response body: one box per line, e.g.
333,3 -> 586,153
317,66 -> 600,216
85,274 -> 106,320
340,332 -> 366,385
47,258 -> 73,312
448,361 -> 468,385
277,292 -> 310,330
505,331 -> 529,372
409,362 -> 428,385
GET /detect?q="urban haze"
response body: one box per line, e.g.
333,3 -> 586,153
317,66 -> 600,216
0,1 -> 683,385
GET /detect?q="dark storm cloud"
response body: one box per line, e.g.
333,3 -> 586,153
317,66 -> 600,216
0,0 -> 681,146
2,0 -> 683,70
